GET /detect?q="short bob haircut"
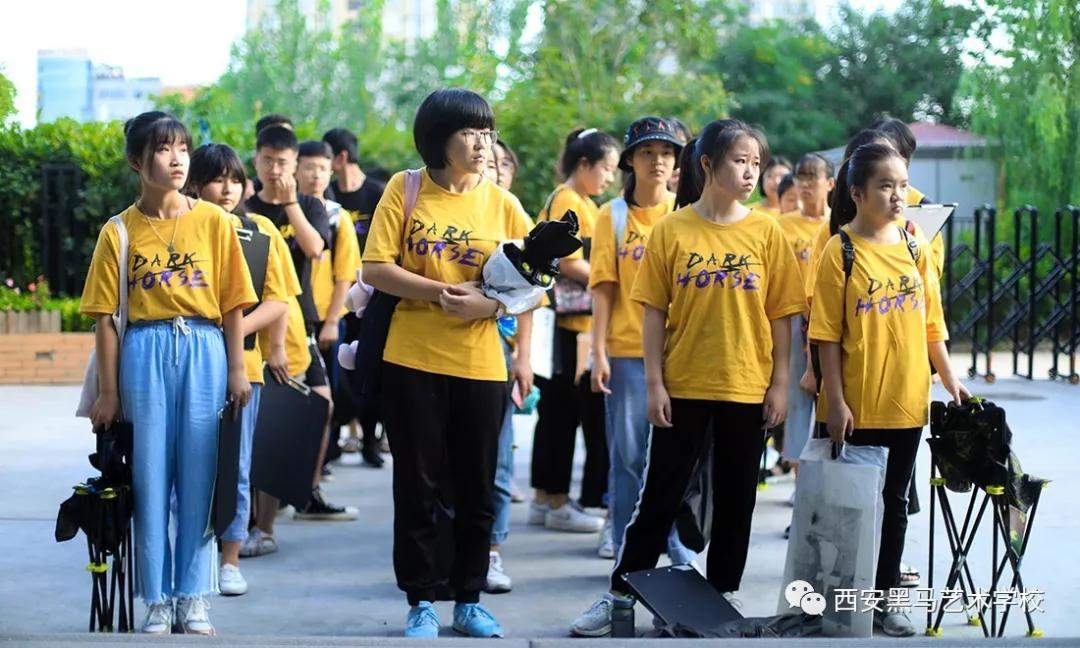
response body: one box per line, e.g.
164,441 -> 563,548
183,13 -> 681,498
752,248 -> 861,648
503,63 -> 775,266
298,140 -> 333,160
256,125 -> 299,153
186,143 -> 248,195
413,88 -> 495,169
323,127 -> 359,163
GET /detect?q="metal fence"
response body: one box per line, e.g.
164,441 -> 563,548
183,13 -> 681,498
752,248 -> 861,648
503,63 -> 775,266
944,205 -> 1079,384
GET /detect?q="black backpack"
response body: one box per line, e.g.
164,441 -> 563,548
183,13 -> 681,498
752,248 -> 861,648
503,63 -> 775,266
342,170 -> 422,408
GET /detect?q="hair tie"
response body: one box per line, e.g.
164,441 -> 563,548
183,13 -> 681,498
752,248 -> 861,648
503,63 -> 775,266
577,128 -> 598,139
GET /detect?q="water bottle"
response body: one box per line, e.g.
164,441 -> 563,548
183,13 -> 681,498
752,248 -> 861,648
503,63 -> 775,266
611,595 -> 635,638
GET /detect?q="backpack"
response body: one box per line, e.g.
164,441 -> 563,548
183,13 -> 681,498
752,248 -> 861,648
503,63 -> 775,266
344,169 -> 422,408
810,223 -> 920,393
234,214 -> 270,350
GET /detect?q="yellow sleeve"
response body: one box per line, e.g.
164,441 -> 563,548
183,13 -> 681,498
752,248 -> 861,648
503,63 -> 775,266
268,225 -> 301,296
930,233 -> 945,279
589,203 -> 617,288
79,220 -> 122,316
804,222 -> 831,300
764,221 -> 808,320
546,188 -> 586,261
255,218 -> 290,303
507,194 -> 533,239
808,239 -> 845,343
629,221 -> 671,312
919,245 -> 949,343
332,210 -> 361,282
216,215 -> 259,314
364,172 -> 406,264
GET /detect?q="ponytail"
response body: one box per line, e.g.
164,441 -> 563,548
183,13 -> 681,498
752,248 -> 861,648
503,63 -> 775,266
829,142 -> 905,234
559,128 -> 619,180
674,120 -> 769,209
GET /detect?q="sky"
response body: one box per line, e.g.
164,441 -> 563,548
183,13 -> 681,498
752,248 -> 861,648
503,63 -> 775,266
1,0 -> 901,128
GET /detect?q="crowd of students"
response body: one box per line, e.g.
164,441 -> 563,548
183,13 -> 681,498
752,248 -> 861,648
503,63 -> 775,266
80,87 -> 968,638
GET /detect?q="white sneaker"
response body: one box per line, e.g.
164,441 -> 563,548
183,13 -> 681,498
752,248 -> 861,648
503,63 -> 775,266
175,595 -> 214,635
484,551 -> 512,593
546,502 -> 604,533
570,593 -> 623,637
219,563 -> 248,596
140,600 -> 173,634
597,518 -> 615,559
239,528 -> 278,558
527,501 -> 549,525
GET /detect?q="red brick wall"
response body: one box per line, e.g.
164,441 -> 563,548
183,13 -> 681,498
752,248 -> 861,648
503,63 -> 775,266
0,334 -> 95,384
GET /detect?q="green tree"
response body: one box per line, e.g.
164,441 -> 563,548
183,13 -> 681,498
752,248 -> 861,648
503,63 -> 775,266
0,69 -> 16,125
961,0 -> 1080,214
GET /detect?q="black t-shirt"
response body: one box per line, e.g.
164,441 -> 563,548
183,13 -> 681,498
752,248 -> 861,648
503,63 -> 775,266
245,192 -> 330,325
326,178 -> 386,253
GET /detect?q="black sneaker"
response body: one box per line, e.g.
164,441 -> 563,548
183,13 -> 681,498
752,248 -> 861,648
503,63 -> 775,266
361,444 -> 385,468
293,488 -> 358,521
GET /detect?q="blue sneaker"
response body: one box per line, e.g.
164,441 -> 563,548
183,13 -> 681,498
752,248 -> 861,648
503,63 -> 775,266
405,601 -> 440,638
452,602 -> 503,638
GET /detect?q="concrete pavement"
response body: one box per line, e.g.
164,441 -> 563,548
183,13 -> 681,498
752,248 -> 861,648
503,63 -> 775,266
1,375 -> 1078,642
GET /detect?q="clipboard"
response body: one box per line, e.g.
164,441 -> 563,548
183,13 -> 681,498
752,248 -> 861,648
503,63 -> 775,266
903,203 -> 956,241
212,407 -> 243,538
236,217 -> 270,350
250,369 -> 329,508
622,565 -> 743,635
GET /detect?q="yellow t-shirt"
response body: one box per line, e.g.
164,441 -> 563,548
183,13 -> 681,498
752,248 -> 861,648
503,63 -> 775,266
257,222 -> 310,379
630,206 -> 806,403
229,214 -> 293,384
809,226 -> 948,429
804,212 -> 942,301
749,200 -> 782,219
540,184 -> 599,333
777,210 -> 829,299
589,195 -> 675,358
311,202 -> 361,321
364,169 -> 530,381
81,200 -> 257,325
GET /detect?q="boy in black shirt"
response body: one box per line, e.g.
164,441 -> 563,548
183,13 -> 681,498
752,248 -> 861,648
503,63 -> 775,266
245,125 -> 356,521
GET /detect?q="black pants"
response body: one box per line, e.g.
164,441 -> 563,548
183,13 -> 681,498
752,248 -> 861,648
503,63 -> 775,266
844,425 -> 922,592
382,362 -> 507,605
530,326 -> 608,504
613,399 -> 764,594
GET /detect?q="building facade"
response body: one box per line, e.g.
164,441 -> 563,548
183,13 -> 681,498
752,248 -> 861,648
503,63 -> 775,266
36,51 -> 160,123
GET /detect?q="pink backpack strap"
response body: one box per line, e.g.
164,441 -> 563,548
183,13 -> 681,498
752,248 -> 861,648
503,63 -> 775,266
398,169 -> 422,261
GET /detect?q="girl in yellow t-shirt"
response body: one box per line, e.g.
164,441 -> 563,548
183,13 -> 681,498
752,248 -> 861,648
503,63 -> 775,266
531,127 -> 619,530
362,89 -> 534,638
751,155 -> 793,218
776,153 -> 834,468
588,117 -> 692,565
572,119 -> 806,637
808,142 -> 969,636
187,143 -> 293,596
79,112 -> 257,635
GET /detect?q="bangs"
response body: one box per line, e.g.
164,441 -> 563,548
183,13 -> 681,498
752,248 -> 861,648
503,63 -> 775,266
146,117 -> 193,155
188,143 -> 247,191
446,90 -> 495,130
795,154 -> 829,177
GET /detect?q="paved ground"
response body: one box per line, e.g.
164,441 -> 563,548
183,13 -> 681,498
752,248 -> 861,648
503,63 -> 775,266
1,369 -> 1078,642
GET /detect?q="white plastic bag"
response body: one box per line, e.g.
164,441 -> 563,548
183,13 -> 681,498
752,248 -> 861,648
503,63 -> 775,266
481,241 -> 547,315
777,437 -> 888,637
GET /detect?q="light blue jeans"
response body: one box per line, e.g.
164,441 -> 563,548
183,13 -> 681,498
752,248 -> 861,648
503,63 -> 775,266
121,317 -> 226,603
782,314 -> 815,462
222,384 -> 262,542
491,340 -> 515,546
606,357 -> 696,565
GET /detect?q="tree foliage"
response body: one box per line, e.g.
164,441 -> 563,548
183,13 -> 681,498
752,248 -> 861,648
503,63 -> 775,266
961,0 -> 1080,214
0,69 -> 16,125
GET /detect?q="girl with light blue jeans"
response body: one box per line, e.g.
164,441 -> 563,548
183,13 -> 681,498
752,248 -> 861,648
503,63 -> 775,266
81,112 -> 256,635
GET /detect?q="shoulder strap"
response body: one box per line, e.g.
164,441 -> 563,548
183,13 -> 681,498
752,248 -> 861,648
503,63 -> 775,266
237,214 -> 257,232
110,214 -> 129,342
610,197 -> 628,247
899,223 -> 920,263
837,229 -> 856,281
397,169 -> 422,262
